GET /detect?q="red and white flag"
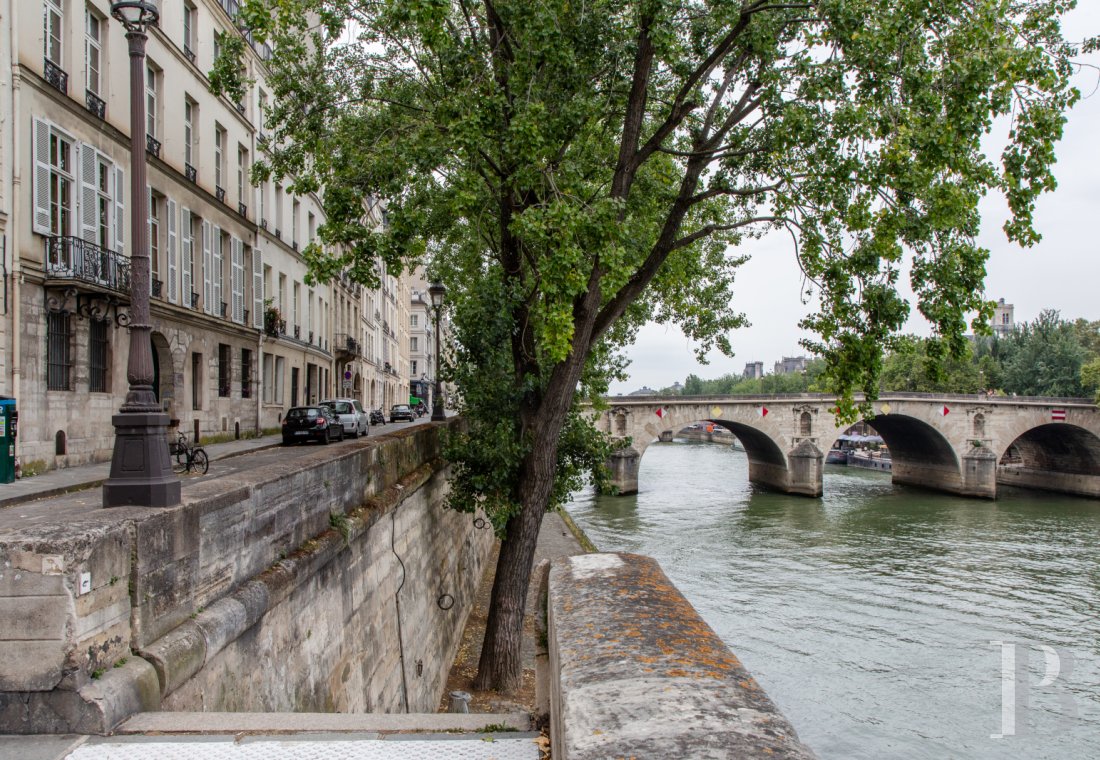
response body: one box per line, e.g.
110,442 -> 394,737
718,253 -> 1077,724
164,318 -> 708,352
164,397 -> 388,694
1052,409 -> 1066,421
655,407 -> 665,419
758,406 -> 769,418
940,405 -> 950,416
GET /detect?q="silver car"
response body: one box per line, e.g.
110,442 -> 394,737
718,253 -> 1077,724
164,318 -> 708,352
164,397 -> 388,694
319,398 -> 370,438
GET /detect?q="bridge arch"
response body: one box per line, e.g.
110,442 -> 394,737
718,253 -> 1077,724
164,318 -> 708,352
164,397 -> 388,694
859,413 -> 962,493
995,423 -> 1100,498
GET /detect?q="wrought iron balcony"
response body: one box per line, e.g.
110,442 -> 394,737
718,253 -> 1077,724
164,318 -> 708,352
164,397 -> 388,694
236,102 -> 246,116
185,163 -> 197,183
293,325 -> 300,339
260,218 -> 268,230
335,334 -> 360,357
44,59 -> 68,94
45,237 -> 131,293
190,292 -> 200,308
308,330 -> 314,344
292,240 -> 298,251
152,279 -> 163,298
216,186 -> 226,204
184,45 -> 196,65
146,134 -> 161,159
85,90 -> 106,119
275,228 -> 282,239
220,301 -> 228,318
238,202 -> 247,219
243,309 -> 250,324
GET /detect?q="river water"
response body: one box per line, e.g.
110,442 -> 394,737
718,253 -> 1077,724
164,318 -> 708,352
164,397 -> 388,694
564,439 -> 1100,759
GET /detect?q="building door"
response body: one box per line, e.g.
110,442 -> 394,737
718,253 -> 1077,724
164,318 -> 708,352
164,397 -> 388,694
291,367 -> 299,407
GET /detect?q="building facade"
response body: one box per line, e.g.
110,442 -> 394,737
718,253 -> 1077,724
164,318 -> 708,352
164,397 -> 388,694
992,298 -> 1015,336
3,0 -> 411,470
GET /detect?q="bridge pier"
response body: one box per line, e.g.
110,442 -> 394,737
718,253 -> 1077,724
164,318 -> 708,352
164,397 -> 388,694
606,447 -> 641,495
658,430 -> 674,442
748,440 -> 823,497
961,446 -> 998,499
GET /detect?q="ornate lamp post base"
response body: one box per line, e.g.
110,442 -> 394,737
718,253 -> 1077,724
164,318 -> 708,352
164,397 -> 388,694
103,410 -> 181,507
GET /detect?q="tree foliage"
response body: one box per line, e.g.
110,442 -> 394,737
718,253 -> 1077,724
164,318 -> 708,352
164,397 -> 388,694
218,0 -> 1085,691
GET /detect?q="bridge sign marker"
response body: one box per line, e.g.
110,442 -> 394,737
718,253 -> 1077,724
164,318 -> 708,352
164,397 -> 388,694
655,408 -> 665,418
940,405 -> 950,416
1052,409 -> 1066,421
758,406 -> 769,418
712,406 -> 722,417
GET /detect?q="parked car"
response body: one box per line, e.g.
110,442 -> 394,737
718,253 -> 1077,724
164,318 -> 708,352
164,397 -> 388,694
389,404 -> 416,423
369,408 -> 386,425
319,398 -> 369,438
281,406 -> 345,445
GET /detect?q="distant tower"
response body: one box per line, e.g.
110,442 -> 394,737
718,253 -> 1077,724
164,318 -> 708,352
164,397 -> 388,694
992,298 -> 1015,336
743,361 -> 764,380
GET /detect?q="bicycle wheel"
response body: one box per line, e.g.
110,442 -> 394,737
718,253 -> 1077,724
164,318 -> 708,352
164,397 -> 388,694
172,455 -> 186,474
191,448 -> 209,475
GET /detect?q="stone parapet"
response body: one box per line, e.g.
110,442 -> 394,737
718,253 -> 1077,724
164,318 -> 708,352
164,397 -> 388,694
547,552 -> 815,759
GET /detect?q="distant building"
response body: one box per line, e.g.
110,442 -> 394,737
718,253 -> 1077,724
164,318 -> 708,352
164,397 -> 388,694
773,356 -> 808,375
629,386 -> 657,396
669,381 -> 683,394
992,298 -> 1015,336
743,361 -> 764,380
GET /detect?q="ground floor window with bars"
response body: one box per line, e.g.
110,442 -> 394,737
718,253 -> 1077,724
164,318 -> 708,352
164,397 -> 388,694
241,348 -> 252,399
89,320 -> 109,392
47,312 -> 72,391
218,343 -> 231,397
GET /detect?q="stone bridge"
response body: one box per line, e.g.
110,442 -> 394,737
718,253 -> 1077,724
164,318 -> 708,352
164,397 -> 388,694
597,393 -> 1100,499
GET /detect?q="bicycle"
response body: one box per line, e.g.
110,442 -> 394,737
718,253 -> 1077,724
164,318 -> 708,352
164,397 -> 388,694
169,431 -> 209,475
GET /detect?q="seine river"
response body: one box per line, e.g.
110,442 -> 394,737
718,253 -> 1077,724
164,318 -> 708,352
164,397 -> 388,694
564,439 -> 1100,759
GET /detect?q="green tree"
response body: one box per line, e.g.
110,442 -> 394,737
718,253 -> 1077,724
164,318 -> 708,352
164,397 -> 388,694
1000,309 -> 1086,396
880,336 -> 983,393
222,0 -> 1083,692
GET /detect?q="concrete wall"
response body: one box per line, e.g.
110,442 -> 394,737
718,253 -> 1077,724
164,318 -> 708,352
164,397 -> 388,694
0,421 -> 493,733
546,552 -> 815,759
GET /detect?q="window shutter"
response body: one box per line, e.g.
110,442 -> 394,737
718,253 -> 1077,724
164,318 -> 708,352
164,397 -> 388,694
33,118 -> 52,234
147,185 -> 154,295
181,208 -> 193,307
79,144 -> 98,243
231,237 -> 244,323
113,164 -> 125,252
252,248 -> 264,329
202,219 -> 213,313
167,197 -> 178,303
213,226 -> 223,315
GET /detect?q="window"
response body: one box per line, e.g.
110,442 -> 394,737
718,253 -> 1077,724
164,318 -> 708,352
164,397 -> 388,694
307,212 -> 315,245
274,184 -> 283,235
410,314 -> 418,328
258,90 -> 268,134
145,62 -> 159,138
44,0 -> 63,66
274,356 -> 285,404
214,125 -> 225,190
241,348 -> 252,399
92,151 -> 112,247
411,360 -> 418,376
410,337 -> 418,353
89,319 -> 108,392
191,352 -> 202,409
47,128 -> 74,237
262,354 -> 274,403
149,193 -> 161,283
237,145 -> 247,205
47,311 -> 72,391
183,2 -> 196,58
292,198 -> 300,247
85,8 -> 102,95
218,344 -> 231,397
183,97 -> 196,169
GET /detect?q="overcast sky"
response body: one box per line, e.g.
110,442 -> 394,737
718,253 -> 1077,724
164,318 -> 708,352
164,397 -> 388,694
610,5 -> 1100,395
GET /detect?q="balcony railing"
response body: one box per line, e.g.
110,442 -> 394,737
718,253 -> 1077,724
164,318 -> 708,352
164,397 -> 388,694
335,334 -> 360,356
216,186 -> 226,204
184,45 -> 196,65
146,134 -> 161,159
152,279 -> 163,298
44,59 -> 68,94
185,164 -> 197,183
45,237 -> 130,292
238,202 -> 247,219
260,218 -> 268,230
293,325 -> 300,339
220,301 -> 228,318
85,90 -> 106,119
243,309 -> 250,324
190,292 -> 199,308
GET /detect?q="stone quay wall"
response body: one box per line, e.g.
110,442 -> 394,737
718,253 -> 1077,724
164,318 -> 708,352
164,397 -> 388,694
0,421 -> 493,734
546,552 -> 815,759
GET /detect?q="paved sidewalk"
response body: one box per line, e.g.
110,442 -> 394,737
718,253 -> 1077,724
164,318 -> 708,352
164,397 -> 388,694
0,434 -> 283,509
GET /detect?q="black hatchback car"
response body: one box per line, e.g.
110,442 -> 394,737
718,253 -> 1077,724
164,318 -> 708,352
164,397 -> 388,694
282,406 -> 345,445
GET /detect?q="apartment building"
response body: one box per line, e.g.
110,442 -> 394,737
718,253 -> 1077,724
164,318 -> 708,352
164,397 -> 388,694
2,0 -> 409,469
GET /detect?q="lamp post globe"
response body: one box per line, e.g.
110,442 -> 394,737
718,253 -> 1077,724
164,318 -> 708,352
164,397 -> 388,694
102,0 -> 180,507
428,283 -> 446,422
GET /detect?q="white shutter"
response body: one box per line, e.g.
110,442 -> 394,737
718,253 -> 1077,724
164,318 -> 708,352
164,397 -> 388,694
252,248 -> 264,329
79,144 -> 98,243
146,185 -> 154,295
202,219 -> 213,313
33,118 -> 52,234
213,226 -> 223,317
113,164 -> 125,252
181,208 -> 193,307
235,238 -> 247,323
167,197 -> 178,303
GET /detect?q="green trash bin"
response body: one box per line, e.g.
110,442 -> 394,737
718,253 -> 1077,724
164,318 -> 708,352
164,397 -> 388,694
0,397 -> 15,484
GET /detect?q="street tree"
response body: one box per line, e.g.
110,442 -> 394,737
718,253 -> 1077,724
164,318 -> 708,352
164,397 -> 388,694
220,0 -> 1086,692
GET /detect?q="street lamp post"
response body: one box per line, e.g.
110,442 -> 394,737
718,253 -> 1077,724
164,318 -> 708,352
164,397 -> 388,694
103,1 -> 181,507
428,283 -> 446,422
